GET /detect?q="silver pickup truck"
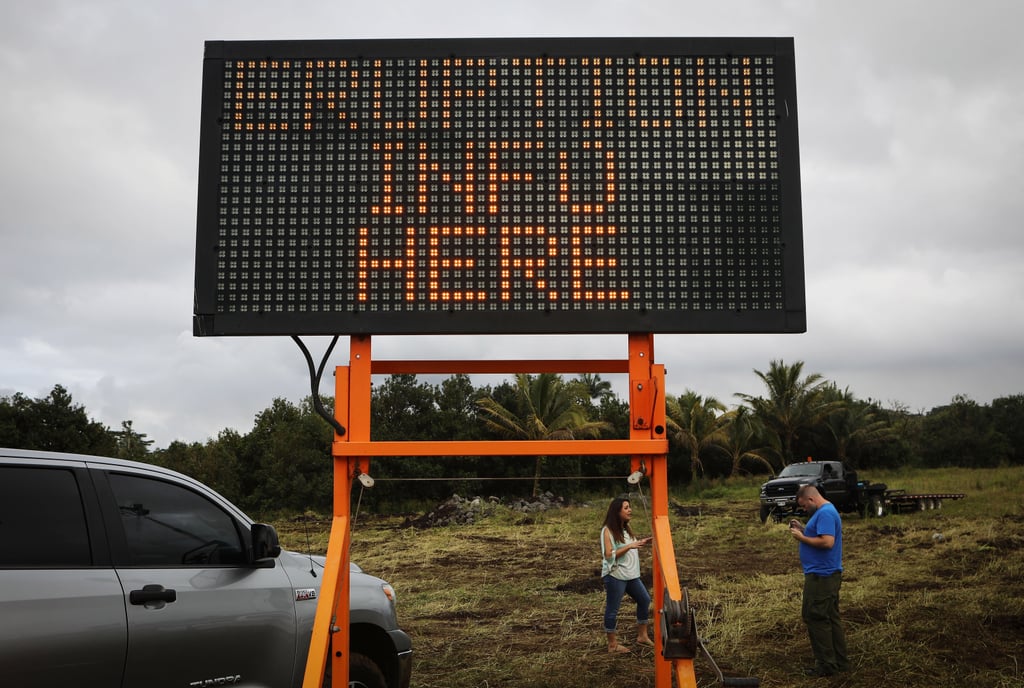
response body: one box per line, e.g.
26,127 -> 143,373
0,448 -> 412,688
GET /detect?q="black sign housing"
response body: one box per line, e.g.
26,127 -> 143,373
195,37 -> 805,335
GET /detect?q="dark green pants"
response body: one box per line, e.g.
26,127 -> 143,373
802,572 -> 849,674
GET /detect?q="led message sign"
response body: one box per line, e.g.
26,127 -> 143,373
194,38 -> 804,335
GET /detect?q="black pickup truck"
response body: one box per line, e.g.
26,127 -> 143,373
758,460 -> 888,523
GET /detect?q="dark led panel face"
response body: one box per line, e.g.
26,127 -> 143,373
194,38 -> 804,335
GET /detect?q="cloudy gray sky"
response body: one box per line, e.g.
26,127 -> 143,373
2,1 -> 1022,448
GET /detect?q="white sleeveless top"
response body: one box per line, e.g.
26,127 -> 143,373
601,526 -> 640,580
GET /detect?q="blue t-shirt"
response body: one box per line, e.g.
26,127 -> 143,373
799,502 -> 843,575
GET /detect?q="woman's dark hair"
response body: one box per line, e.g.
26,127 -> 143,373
602,497 -> 634,544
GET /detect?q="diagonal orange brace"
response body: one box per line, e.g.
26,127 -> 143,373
673,661 -> 699,688
302,514 -> 350,688
652,515 -> 681,599
652,516 -> 698,688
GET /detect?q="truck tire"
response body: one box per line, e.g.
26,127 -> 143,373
869,495 -> 885,518
349,653 -> 387,688
759,504 -> 771,524
322,651 -> 388,688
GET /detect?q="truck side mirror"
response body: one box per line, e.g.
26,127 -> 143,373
251,523 -> 282,566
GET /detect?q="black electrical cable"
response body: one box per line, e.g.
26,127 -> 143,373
291,335 -> 346,437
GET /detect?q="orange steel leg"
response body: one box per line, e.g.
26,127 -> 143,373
334,336 -> 373,686
304,336 -> 374,688
626,334 -> 696,688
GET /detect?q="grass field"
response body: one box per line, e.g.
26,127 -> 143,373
273,466 -> 1024,687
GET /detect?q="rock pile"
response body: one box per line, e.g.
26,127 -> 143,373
506,491 -> 567,514
403,492 -> 568,529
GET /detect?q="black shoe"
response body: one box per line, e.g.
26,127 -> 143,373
803,666 -> 834,677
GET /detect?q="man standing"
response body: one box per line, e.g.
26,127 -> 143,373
789,484 -> 849,677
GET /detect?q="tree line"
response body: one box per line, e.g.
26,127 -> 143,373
2,360 -> 1022,514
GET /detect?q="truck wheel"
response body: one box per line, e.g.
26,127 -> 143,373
322,651 -> 387,688
869,496 -> 885,518
349,653 -> 387,688
759,505 -> 771,523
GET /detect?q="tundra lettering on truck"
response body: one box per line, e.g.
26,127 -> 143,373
189,675 -> 242,687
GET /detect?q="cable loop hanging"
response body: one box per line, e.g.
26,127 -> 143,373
292,335 -> 346,436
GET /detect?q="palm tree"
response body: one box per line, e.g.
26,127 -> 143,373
577,373 -> 613,401
476,373 -> 611,496
821,386 -> 894,464
665,390 -> 729,479
736,360 -> 835,470
717,406 -> 775,477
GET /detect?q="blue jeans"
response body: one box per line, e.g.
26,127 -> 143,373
602,575 -> 651,633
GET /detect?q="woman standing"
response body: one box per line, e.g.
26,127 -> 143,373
600,497 -> 654,653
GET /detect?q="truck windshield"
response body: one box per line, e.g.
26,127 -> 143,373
778,464 -> 823,478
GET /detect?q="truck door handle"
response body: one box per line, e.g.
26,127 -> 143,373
129,584 -> 177,606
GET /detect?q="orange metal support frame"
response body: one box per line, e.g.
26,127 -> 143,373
302,333 -> 697,688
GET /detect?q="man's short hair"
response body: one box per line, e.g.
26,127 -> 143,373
796,484 -> 821,499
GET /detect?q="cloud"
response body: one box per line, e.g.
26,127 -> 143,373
1,0 -> 1022,447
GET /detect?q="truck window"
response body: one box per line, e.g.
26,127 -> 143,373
0,466 -> 92,568
777,464 -> 821,478
107,473 -> 245,567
